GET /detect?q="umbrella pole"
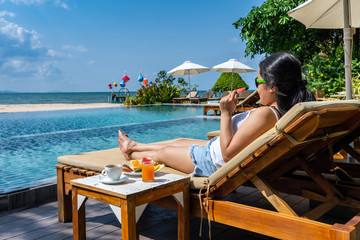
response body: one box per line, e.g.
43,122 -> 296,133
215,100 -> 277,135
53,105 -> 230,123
343,0 -> 354,163
188,74 -> 191,91
343,0 -> 353,100
231,72 -> 233,91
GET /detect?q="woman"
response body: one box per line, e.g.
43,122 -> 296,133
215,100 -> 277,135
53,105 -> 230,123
118,52 -> 315,176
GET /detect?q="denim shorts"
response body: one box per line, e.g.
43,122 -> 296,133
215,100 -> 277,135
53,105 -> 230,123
189,138 -> 218,177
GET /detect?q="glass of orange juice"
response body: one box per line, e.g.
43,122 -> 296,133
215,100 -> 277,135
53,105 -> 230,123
141,158 -> 154,181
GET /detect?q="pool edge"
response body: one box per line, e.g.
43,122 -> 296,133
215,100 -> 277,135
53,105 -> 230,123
0,183 -> 57,212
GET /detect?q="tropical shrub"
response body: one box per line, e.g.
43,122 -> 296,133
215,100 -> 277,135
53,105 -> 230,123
125,71 -> 184,105
212,72 -> 249,92
124,96 -> 139,105
133,82 -> 181,105
352,73 -> 360,96
304,51 -> 360,96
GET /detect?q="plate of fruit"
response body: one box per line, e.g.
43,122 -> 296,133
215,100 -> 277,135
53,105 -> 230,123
122,158 -> 165,176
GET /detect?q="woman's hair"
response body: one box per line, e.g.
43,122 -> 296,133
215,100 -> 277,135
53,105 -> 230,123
259,52 -> 315,116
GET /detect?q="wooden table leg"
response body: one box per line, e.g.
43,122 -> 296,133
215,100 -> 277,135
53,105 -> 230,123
57,167 -> 72,222
121,198 -> 138,240
72,188 -> 86,240
177,183 -> 190,240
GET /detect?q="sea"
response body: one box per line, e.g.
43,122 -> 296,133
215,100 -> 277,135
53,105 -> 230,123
0,91 -> 208,104
0,92 -> 134,104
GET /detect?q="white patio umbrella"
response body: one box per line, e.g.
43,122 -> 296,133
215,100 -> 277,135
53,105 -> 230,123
168,61 -> 210,90
288,0 -> 360,100
211,58 -> 255,91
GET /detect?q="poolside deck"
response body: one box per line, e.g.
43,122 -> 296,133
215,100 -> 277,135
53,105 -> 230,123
0,186 -> 355,240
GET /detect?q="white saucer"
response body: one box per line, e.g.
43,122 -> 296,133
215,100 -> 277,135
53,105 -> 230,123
98,174 -> 128,184
123,171 -> 142,177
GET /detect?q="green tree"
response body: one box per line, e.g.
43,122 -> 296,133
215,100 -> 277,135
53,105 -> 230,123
154,70 -> 196,93
212,73 -> 249,92
154,70 -> 176,85
233,0 -> 360,96
233,0 -> 343,64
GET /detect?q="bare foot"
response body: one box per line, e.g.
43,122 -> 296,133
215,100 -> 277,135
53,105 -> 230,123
118,130 -> 136,159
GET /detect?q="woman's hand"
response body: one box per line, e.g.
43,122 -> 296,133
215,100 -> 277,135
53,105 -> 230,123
219,91 -> 238,115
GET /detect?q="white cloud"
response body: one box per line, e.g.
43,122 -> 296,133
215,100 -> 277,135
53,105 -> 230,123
0,14 -> 63,81
88,60 -> 95,65
62,45 -> 87,52
9,0 -> 46,4
230,37 -> 239,43
2,0 -> 70,9
0,11 -> 15,17
55,0 -> 68,9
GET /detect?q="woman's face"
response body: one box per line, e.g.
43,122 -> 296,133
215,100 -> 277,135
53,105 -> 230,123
257,68 -> 277,106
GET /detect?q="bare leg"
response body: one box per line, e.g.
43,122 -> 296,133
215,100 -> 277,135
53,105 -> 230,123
118,130 -> 208,159
128,146 -> 195,174
118,130 -> 208,173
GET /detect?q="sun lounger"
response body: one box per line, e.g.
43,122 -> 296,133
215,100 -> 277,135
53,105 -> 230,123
184,100 -> 360,239
237,90 -> 254,101
203,90 -> 259,115
189,91 -> 212,104
172,91 -> 198,103
315,89 -> 340,101
56,100 -> 360,239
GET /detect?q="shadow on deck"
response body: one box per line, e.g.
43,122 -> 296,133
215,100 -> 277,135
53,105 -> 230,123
0,186 -> 355,240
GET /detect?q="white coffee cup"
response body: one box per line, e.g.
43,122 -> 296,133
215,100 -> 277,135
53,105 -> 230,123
101,164 -> 123,181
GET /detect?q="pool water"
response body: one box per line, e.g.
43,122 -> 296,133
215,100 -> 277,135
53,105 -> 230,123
0,105 -> 220,194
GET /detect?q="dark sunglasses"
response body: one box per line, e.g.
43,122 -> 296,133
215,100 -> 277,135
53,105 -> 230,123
255,77 -> 266,88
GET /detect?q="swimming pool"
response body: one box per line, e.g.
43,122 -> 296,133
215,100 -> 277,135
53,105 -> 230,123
0,105 -> 220,194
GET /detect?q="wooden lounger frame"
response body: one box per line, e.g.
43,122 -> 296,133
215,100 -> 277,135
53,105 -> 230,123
57,103 -> 360,239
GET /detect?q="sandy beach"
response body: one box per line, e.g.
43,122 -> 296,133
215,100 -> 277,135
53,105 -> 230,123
0,103 -> 124,113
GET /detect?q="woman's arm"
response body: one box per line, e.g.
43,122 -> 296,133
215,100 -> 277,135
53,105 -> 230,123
220,101 -> 277,162
219,91 -> 238,161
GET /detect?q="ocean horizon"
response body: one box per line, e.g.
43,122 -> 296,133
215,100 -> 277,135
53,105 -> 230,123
0,91 -> 209,105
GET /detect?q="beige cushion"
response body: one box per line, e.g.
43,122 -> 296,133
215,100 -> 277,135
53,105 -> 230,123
58,139 -> 182,172
276,100 -> 360,131
188,91 -> 198,98
206,130 -> 220,139
58,148 -> 123,172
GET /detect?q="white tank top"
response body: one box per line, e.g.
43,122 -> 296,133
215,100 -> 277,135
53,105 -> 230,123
209,107 -> 280,169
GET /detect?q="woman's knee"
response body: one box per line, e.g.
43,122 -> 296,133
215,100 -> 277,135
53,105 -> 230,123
173,138 -> 190,145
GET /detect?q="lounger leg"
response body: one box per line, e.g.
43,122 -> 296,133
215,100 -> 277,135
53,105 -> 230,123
176,183 -> 190,240
57,167 -> 72,222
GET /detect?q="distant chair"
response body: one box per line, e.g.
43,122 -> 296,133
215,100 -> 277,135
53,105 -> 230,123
237,90 -> 260,110
315,89 -> 326,100
237,90 -> 254,101
190,91 -> 214,104
221,91 -> 231,98
315,89 -> 339,101
205,91 -> 220,101
172,91 -> 198,103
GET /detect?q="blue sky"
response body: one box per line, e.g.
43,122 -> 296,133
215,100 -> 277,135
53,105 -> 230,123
0,0 -> 265,92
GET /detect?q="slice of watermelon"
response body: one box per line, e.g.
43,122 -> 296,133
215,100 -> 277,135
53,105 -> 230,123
236,88 -> 246,94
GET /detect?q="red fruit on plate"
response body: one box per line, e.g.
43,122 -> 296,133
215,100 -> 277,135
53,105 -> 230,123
142,157 -> 151,163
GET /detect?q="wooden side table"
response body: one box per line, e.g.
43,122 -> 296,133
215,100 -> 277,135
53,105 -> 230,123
71,173 -> 190,240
